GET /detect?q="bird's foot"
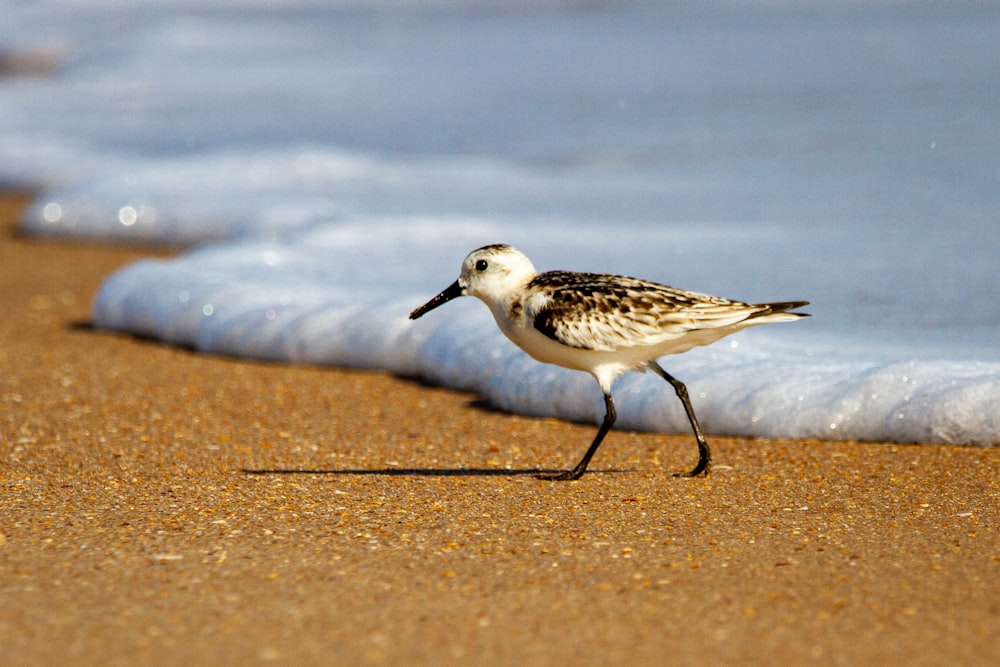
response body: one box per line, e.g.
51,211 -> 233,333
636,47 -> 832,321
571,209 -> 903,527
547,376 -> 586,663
673,458 -> 710,478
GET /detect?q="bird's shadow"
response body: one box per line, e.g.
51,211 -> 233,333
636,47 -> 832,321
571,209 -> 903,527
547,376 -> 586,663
241,467 -> 631,477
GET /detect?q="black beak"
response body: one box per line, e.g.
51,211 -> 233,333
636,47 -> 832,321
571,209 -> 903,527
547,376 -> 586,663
409,280 -> 464,320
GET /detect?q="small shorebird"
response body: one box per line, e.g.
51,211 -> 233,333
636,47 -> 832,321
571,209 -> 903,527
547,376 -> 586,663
409,244 -> 809,480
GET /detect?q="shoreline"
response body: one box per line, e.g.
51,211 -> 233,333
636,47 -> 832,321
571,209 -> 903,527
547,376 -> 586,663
1,191 -> 996,664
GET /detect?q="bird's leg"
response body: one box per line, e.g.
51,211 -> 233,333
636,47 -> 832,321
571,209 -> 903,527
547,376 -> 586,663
537,392 -> 616,481
649,361 -> 711,477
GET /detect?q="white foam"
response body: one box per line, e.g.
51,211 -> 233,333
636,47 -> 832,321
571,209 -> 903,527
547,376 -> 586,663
92,217 -> 1000,446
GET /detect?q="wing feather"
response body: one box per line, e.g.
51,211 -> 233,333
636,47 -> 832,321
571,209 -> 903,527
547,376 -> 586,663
526,271 -> 792,352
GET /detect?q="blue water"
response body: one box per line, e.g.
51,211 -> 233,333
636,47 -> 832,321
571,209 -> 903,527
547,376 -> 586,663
2,2 -> 998,445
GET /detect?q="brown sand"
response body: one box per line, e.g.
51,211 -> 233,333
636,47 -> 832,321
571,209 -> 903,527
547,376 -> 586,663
0,191 -> 996,665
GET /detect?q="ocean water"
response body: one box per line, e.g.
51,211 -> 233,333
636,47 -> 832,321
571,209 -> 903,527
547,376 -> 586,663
2,2 -> 998,446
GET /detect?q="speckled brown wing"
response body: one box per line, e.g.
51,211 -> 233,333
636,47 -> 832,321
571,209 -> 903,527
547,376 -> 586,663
527,271 -> 770,352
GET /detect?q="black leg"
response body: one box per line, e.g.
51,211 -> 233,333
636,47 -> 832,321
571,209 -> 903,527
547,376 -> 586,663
537,391 -> 616,481
649,361 -> 711,477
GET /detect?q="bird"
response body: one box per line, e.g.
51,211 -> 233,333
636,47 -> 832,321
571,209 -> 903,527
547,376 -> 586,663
409,244 -> 809,480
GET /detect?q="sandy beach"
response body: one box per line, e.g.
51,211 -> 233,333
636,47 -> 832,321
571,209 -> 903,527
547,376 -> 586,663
0,190 -> 996,665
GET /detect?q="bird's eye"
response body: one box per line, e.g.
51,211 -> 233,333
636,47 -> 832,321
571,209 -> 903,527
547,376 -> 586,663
475,259 -> 489,272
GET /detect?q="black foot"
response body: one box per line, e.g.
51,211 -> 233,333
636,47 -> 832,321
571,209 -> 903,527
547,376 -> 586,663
535,468 -> 585,481
673,456 -> 710,478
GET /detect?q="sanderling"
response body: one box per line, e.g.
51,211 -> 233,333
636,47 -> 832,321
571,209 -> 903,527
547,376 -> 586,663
409,244 -> 809,480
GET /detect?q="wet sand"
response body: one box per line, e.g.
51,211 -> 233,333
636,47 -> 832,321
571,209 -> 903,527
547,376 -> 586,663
1,191 -> 996,665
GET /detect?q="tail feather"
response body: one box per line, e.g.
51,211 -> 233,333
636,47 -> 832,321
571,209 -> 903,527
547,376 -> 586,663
750,300 -> 810,321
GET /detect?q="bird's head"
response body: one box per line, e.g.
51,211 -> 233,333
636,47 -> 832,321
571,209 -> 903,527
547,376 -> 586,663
409,244 -> 537,319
